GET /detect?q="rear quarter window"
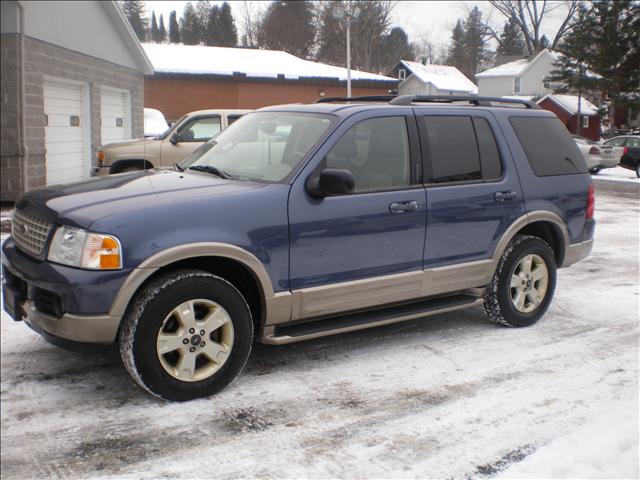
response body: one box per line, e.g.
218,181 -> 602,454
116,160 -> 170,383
510,116 -> 588,176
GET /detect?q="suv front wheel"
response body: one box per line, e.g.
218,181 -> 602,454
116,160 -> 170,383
483,235 -> 557,327
119,270 -> 253,401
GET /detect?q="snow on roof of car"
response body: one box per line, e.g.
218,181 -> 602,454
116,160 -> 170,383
538,94 -> 599,116
142,43 -> 396,83
399,61 -> 478,93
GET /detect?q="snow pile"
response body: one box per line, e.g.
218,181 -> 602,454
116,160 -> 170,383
142,43 -> 395,83
539,93 -> 599,115
399,61 -> 478,93
497,398 -> 638,479
595,166 -> 639,183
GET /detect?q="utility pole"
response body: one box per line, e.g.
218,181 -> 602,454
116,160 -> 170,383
332,5 -> 360,98
577,61 -> 583,137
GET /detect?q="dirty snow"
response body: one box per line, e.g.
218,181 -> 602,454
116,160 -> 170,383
399,61 -> 478,93
0,180 -> 638,479
142,43 -> 395,82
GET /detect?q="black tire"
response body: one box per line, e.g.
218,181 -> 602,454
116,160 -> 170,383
119,270 -> 253,401
483,234 -> 557,328
635,162 -> 640,178
589,167 -> 601,175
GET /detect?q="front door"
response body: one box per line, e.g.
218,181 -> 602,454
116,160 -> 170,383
161,115 -> 222,166
288,110 -> 427,320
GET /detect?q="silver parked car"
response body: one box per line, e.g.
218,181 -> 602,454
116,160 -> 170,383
572,135 -> 617,174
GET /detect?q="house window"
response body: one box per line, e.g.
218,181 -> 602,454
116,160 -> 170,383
398,69 -> 406,80
582,115 -> 589,128
514,77 -> 521,93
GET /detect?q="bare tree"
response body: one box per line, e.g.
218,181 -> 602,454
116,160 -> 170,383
487,0 -> 581,55
238,1 -> 259,47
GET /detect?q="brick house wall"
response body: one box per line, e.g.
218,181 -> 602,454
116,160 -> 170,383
145,76 -> 394,121
538,98 -> 601,141
0,35 -> 145,202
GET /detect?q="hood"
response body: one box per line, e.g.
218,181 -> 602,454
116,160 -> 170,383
100,137 -> 157,151
17,170 -> 266,229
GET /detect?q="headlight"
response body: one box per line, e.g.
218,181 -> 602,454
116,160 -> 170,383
48,226 -> 122,270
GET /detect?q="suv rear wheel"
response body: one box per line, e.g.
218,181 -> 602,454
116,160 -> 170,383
483,234 -> 557,327
119,270 -> 253,401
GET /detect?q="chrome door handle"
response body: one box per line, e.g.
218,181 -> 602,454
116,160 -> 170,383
389,200 -> 419,213
494,191 -> 517,202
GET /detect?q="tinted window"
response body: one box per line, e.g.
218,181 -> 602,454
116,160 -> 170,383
325,116 -> 410,192
473,117 -> 503,180
510,116 -> 587,176
627,137 -> 640,147
423,116 -> 481,183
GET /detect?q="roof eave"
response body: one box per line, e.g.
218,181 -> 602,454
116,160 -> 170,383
102,1 -> 153,75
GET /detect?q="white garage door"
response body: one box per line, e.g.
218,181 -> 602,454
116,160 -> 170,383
101,89 -> 129,145
43,81 -> 86,185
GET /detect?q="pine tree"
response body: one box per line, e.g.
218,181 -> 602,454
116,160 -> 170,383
218,2 -> 237,47
497,17 -> 525,58
205,5 -> 222,46
158,13 -> 166,42
195,0 -> 212,43
462,6 -> 488,79
181,2 -> 201,45
548,1 -> 640,132
169,11 -> 180,43
379,27 -> 415,72
120,0 -> 147,41
257,0 -> 315,58
447,20 -> 466,72
150,11 -> 159,42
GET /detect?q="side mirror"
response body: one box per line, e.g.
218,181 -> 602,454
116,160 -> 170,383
170,132 -> 180,145
306,168 -> 355,198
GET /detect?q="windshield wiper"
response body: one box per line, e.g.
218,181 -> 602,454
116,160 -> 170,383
174,162 -> 184,172
188,165 -> 233,179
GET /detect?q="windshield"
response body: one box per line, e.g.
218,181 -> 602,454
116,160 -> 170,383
180,112 -> 335,182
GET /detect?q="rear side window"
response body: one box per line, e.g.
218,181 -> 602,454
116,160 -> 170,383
510,116 -> 587,176
422,116 -> 503,183
423,116 -> 481,183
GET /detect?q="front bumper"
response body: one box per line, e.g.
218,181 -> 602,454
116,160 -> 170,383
2,237 -> 126,344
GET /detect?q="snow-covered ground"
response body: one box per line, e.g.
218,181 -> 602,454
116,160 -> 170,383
595,165 -> 639,183
1,180 -> 638,479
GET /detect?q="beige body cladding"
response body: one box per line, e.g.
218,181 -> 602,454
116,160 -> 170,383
21,211 -> 593,345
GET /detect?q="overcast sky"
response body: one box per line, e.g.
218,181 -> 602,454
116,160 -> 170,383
145,1 -> 567,51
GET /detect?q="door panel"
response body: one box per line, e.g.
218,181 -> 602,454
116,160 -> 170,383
418,110 -> 525,268
101,89 -> 129,145
289,110 -> 426,293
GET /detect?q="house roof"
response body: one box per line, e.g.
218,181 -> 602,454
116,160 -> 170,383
142,43 -> 396,83
538,94 -> 599,116
101,2 -> 153,74
476,49 -> 553,78
399,61 -> 478,93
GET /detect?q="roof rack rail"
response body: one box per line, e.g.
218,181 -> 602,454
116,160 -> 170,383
315,95 -> 398,104
388,95 -> 540,109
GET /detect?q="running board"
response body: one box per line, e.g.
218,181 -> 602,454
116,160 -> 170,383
260,293 -> 484,345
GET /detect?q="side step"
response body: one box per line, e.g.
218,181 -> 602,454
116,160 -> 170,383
260,293 -> 484,345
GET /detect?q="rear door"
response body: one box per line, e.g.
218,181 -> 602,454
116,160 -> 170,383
417,109 -> 525,267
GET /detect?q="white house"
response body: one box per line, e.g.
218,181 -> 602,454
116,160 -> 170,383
475,49 -> 562,97
391,61 -> 478,96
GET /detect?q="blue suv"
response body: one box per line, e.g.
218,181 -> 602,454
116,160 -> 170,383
2,96 -> 595,401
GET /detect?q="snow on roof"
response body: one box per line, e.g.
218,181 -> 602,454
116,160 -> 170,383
142,43 -> 396,83
476,58 -> 531,78
501,95 -> 536,101
400,61 -> 478,93
538,94 -> 599,116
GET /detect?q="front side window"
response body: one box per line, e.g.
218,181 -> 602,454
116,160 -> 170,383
178,116 -> 222,142
324,116 -> 411,192
605,137 -> 625,147
627,137 -> 640,147
514,77 -> 521,93
582,115 -> 589,128
182,112 -> 334,183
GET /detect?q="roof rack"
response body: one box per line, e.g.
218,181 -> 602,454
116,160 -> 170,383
315,95 -> 398,104
388,95 -> 540,109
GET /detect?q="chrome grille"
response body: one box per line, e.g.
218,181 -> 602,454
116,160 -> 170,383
12,209 -> 53,257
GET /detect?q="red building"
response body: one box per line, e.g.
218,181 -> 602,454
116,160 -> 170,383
142,44 -> 397,122
537,94 -> 601,141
